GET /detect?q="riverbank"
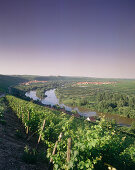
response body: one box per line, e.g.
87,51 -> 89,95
56,83 -> 135,119
25,89 -> 135,126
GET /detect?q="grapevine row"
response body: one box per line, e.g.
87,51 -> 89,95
6,95 -> 135,169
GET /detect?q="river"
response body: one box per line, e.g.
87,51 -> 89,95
25,89 -> 135,126
25,89 -> 97,117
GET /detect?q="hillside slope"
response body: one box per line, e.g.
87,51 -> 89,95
0,97 -> 48,170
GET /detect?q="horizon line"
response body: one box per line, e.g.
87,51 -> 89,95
1,74 -> 135,80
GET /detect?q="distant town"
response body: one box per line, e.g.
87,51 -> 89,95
75,81 -> 117,85
21,80 -> 48,86
21,80 -> 117,86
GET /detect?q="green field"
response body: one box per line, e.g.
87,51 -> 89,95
56,80 -> 135,118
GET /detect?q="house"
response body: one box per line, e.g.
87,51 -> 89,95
86,116 -> 97,122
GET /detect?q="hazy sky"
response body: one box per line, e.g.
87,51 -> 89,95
0,0 -> 135,78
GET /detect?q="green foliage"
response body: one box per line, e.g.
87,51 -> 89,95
6,95 -> 135,169
0,97 -> 7,125
0,74 -> 26,92
120,144 -> 135,168
56,81 -> 135,118
129,121 -> 135,134
22,146 -> 37,164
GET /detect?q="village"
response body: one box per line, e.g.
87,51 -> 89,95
21,80 -> 48,86
76,81 -> 117,85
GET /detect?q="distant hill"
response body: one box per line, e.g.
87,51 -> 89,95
0,74 -> 134,93
0,75 -> 26,92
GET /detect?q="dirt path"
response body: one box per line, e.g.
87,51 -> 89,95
0,100 -> 48,170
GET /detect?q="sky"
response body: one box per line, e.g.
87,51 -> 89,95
0,0 -> 135,78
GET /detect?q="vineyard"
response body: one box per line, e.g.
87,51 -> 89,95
0,97 -> 7,125
6,95 -> 135,169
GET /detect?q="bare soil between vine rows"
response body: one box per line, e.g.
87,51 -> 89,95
0,104 -> 48,170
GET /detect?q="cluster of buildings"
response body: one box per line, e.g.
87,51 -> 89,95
76,81 -> 117,85
21,80 -> 48,86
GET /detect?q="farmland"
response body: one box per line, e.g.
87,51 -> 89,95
56,80 -> 135,118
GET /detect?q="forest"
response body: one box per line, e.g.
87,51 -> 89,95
56,80 -> 135,118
